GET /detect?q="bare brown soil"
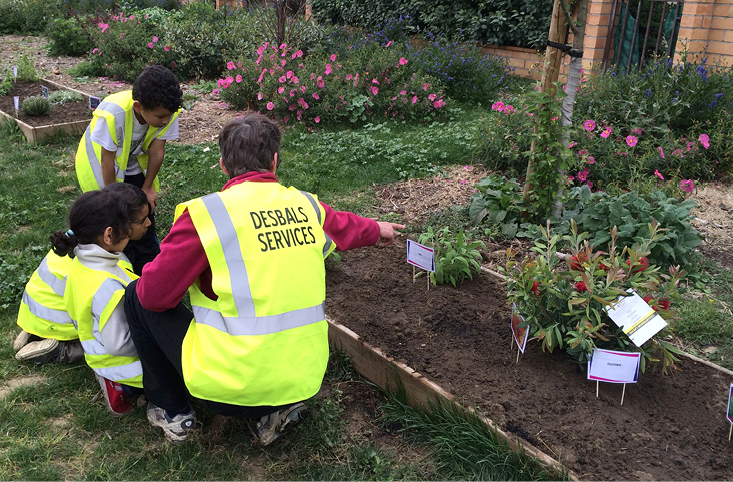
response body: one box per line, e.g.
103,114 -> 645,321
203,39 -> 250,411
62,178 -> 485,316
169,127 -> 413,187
326,242 -> 733,481
0,80 -> 91,126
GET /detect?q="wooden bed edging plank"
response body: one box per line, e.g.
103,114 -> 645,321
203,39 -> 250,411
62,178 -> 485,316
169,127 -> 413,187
326,317 -> 577,481
479,265 -> 733,377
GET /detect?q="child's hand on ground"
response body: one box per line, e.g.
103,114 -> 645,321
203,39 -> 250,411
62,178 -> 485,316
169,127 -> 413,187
376,222 -> 405,246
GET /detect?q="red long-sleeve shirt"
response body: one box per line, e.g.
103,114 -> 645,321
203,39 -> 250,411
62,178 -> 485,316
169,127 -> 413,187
136,171 -> 380,311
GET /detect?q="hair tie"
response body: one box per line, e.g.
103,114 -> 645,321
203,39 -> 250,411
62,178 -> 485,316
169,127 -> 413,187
65,229 -> 74,238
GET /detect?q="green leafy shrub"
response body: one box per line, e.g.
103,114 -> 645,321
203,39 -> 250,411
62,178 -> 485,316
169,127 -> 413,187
45,17 -> 91,56
21,95 -> 51,116
15,52 -> 40,81
48,90 -> 84,104
468,174 -> 523,238
311,1 -> 552,50
505,220 -> 686,373
220,41 -> 448,127
0,0 -> 50,34
417,226 -> 485,287
575,54 -> 733,136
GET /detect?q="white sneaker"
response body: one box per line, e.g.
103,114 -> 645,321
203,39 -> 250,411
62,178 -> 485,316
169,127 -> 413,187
13,330 -> 32,351
15,338 -> 59,362
251,402 -> 308,446
146,402 -> 197,443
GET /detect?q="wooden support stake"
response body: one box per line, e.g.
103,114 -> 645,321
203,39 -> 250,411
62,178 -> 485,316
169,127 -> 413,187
621,383 -> 626,406
596,380 -> 599,398
729,424 -> 732,442
427,272 -> 430,291
413,265 -> 416,283
516,347 -> 521,364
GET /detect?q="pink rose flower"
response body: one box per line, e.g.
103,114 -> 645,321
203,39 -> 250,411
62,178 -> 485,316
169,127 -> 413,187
601,127 -> 612,138
227,61 -> 235,70
236,75 -> 242,83
266,102 -> 275,111
399,57 -> 408,65
583,119 -> 596,131
626,135 -> 638,147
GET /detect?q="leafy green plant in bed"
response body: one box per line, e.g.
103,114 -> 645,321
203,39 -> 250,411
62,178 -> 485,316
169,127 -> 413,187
505,220 -> 686,373
417,226 -> 485,287
21,96 -> 51,116
468,174 -> 523,238
47,91 -> 84,104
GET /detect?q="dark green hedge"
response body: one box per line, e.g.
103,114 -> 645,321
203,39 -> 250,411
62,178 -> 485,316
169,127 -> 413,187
311,0 -> 552,50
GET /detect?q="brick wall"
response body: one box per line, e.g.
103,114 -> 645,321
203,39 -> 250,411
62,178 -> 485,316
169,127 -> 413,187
675,0 -> 733,66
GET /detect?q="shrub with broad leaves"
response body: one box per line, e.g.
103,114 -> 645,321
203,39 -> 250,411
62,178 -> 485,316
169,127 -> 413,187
504,220 -> 686,373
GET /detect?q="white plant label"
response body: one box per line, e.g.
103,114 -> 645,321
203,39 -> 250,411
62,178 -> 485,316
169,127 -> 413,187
41,85 -> 49,99
13,65 -> 17,78
406,239 -> 435,272
604,288 -> 667,346
14,96 -> 19,110
587,348 -> 641,384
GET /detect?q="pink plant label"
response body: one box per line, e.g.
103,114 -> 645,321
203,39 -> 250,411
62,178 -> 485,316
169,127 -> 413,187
511,304 -> 529,353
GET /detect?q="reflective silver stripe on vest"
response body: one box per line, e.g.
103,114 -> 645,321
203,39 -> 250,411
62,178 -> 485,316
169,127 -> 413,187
299,190 -> 333,258
201,193 -> 256,318
91,278 -> 125,345
193,302 -> 325,336
85,101 -> 127,188
81,338 -> 108,356
22,291 -> 72,324
93,360 -> 143,382
36,256 -> 67,296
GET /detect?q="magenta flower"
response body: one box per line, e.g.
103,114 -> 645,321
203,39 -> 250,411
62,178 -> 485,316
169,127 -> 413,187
399,57 -> 408,65
631,127 -> 642,135
330,54 -> 336,61
583,119 -> 596,131
587,155 -> 595,164
626,135 -> 638,147
280,60 -> 286,67
346,74 -> 353,81
278,76 -> 286,83
266,102 -> 275,111
578,149 -> 588,157
227,61 -> 235,70
433,99 -> 445,108
491,101 -> 505,111
279,43 -> 287,49
658,146 -> 665,159
385,40 -> 393,48
257,92 -> 263,100
324,64 -> 333,75
153,36 -> 159,42
577,167 -> 590,181
654,169 -> 664,180
372,78 -> 379,84
286,70 -> 293,79
119,33 -> 124,39
399,90 -> 407,95
278,86 -> 285,94
317,77 -> 325,88
98,22 -> 109,33
148,42 -> 154,49
371,86 -> 378,95
586,181 -> 593,190
212,88 -> 220,96
699,133 -> 710,149
428,93 -> 437,101
292,76 -> 299,84
315,116 -> 320,123
412,96 -> 418,104
568,141 -> 577,148
503,105 -> 514,114
235,75 -> 242,83
225,76 -> 233,84
129,14 -> 134,19
601,127 -> 612,138
295,50 -> 303,58
164,45 -> 170,52
423,83 -> 429,90
680,179 -> 695,192
312,93 -> 319,100
290,89 -> 295,97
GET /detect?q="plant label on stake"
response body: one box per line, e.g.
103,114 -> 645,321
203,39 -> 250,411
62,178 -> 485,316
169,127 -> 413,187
511,304 -> 529,363
89,96 -> 101,110
14,96 -> 19,116
13,65 -> 17,78
41,85 -> 49,99
406,239 -> 435,290
587,348 -> 641,405
605,288 -> 667,347
727,383 -> 733,442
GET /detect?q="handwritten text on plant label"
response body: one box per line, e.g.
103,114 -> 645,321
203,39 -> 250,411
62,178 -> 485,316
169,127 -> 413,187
587,348 -> 641,384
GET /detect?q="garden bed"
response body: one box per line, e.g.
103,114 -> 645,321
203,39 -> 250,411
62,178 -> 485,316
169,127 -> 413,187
325,241 -> 733,481
0,79 -> 92,142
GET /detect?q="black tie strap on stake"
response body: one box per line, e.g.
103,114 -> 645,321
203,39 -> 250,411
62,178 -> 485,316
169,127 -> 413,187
546,40 -> 584,58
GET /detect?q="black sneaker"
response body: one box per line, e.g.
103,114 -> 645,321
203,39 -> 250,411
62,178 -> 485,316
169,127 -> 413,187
251,403 -> 308,446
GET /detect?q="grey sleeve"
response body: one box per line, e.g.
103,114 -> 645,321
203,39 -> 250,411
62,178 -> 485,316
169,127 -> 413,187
100,299 -> 138,358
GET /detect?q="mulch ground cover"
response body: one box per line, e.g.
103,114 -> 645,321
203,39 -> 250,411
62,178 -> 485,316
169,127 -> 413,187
0,80 -> 91,126
325,241 -> 733,481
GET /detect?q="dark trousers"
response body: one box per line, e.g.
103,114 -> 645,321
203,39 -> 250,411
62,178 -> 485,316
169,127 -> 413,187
123,174 -> 160,275
124,279 -> 295,418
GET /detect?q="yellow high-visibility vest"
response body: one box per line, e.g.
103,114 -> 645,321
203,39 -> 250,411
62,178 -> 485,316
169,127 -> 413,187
65,259 -> 143,387
74,90 -> 180,192
17,250 -> 77,340
175,182 -> 336,406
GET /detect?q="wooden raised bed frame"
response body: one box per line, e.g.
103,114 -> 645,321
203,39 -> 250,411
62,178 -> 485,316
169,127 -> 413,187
0,78 -> 92,143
